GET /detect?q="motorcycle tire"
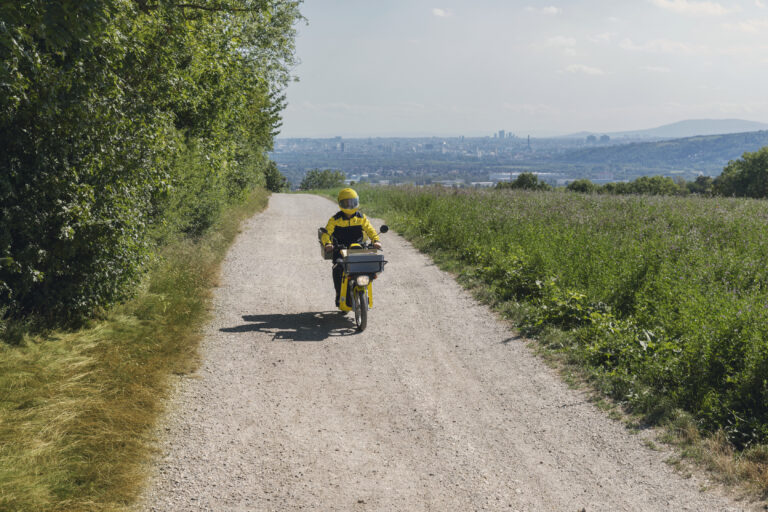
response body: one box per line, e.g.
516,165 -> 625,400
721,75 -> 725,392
354,288 -> 368,332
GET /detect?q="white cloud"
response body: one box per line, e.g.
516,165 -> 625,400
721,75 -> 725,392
526,6 -> 563,15
542,36 -> 580,55
724,18 -> 768,32
588,32 -> 617,44
649,0 -> 735,16
566,64 -> 606,75
641,65 -> 672,73
620,37 -> 707,55
546,36 -> 577,47
757,0 -> 766,7
432,8 -> 453,17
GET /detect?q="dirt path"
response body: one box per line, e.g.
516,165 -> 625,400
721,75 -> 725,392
140,193 -> 754,511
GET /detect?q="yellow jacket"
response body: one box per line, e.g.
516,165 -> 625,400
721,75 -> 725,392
321,211 -> 379,246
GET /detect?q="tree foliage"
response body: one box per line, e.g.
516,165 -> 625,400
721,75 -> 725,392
566,179 -> 598,194
0,0 -> 302,321
568,174 -> 716,197
299,169 -> 346,190
713,147 -> 768,198
264,161 -> 289,192
496,172 -> 552,191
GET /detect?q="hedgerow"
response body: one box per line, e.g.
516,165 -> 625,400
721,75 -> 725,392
360,186 -> 768,448
0,0 -> 298,323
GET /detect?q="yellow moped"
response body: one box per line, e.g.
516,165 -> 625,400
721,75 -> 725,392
318,226 -> 388,331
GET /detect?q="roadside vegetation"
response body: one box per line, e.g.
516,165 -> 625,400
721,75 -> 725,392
299,168 -> 347,190
353,185 -> 768,493
1,1 -> 299,324
0,190 -> 269,511
1,1 -> 297,509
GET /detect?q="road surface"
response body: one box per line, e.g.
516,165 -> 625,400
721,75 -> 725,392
140,193 -> 752,511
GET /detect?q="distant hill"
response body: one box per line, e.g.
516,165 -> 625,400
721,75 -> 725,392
612,119 -> 768,139
553,130 -> 768,172
565,119 -> 768,140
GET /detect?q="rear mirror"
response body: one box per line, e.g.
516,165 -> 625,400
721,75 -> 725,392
380,225 -> 389,233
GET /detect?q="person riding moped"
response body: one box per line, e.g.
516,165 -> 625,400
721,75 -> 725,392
321,188 -> 381,307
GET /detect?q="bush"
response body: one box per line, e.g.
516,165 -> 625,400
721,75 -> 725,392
496,172 -> 552,191
0,1 -> 301,322
300,169 -> 346,190
714,147 -> 768,198
567,179 -> 598,193
264,161 -> 290,192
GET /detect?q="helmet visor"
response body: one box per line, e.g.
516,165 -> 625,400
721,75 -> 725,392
339,197 -> 359,210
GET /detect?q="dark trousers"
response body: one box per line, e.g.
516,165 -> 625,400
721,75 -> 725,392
332,248 -> 344,302
333,263 -> 344,302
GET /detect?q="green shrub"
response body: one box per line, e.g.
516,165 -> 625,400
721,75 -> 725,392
300,169 -> 346,190
567,179 -> 598,193
714,147 -> 768,198
496,172 -> 552,191
0,1 -> 301,323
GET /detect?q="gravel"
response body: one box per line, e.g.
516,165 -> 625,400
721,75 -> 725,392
138,193 -> 757,511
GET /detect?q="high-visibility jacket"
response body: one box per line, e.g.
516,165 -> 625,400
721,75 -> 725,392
321,211 -> 379,246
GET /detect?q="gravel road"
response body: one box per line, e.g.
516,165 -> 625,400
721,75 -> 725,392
139,193 -> 755,511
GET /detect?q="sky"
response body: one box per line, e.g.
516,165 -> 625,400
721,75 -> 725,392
279,0 -> 768,138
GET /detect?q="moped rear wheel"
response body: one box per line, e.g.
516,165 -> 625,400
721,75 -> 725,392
354,288 -> 368,332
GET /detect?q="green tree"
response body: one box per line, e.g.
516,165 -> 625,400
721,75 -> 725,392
627,176 -> 685,196
299,169 -> 346,190
567,179 -> 597,194
497,172 -> 552,191
713,147 -> 768,198
0,0 -> 303,322
687,175 -> 714,195
264,161 -> 289,192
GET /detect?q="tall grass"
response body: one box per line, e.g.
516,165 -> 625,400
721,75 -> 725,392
0,189 -> 269,511
358,187 -> 768,454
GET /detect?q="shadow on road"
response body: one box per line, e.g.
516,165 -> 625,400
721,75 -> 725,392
220,312 -> 357,342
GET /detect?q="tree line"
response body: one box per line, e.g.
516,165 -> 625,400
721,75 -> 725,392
497,147 -> 768,198
0,1 -> 299,323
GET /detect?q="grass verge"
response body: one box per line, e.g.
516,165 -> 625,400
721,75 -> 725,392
0,188 -> 269,511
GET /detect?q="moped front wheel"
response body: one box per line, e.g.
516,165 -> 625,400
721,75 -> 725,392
353,288 -> 368,332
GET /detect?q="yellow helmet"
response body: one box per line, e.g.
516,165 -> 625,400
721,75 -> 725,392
338,188 -> 359,216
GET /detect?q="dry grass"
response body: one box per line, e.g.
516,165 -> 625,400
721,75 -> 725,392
661,413 -> 768,499
0,189 -> 269,511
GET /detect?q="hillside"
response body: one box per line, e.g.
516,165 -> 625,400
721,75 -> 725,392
554,130 -> 768,173
566,119 -> 768,140
612,119 -> 768,139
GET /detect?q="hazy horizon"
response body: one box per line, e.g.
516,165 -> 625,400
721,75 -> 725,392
280,0 -> 768,139
275,117 -> 768,140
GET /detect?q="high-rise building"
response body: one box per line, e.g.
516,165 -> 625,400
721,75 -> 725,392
498,130 -> 505,140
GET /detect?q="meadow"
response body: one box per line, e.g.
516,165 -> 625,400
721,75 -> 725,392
357,186 -> 768,468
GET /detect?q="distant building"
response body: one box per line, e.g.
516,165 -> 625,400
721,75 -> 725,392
498,130 -> 505,139
434,179 -> 465,188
